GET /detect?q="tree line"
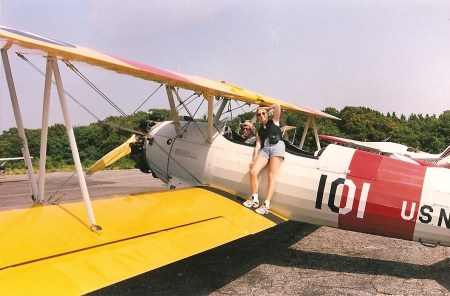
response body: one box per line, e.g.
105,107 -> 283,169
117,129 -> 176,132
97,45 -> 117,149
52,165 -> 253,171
1,107 -> 449,173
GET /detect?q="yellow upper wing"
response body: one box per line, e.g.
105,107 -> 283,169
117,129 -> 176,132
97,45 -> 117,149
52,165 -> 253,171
0,187 -> 284,295
0,25 -> 338,119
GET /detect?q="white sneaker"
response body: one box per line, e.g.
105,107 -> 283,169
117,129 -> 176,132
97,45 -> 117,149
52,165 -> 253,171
255,204 -> 270,215
243,197 -> 259,208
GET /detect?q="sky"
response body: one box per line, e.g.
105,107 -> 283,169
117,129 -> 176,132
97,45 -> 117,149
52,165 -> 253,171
1,0 -> 450,131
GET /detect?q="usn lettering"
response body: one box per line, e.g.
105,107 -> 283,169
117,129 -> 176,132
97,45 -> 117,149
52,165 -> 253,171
316,174 -> 450,229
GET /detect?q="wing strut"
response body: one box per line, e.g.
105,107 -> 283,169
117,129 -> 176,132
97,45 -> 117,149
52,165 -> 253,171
37,57 -> 53,203
205,94 -> 214,143
299,115 -> 321,150
2,49 -> 102,230
1,49 -> 38,200
50,57 -> 100,230
311,115 -> 321,150
214,97 -> 229,125
165,85 -> 182,137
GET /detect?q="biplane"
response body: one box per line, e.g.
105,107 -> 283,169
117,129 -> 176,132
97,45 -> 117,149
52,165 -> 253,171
0,157 -> 26,173
1,26 -> 450,295
319,134 -> 450,168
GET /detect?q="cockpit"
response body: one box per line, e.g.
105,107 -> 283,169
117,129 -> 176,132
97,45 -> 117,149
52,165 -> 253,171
220,116 -> 321,159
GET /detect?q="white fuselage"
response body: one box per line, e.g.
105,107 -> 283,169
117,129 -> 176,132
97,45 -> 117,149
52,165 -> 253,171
144,121 -> 450,246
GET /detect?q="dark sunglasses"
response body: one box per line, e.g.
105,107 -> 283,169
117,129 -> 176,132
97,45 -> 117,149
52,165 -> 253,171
257,112 -> 266,116
241,127 -> 250,131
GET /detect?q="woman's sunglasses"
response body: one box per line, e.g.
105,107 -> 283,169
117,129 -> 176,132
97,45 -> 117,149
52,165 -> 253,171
257,112 -> 266,116
241,127 -> 250,131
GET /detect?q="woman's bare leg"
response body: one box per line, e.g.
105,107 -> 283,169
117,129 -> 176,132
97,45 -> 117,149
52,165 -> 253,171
250,155 -> 268,194
265,156 -> 283,203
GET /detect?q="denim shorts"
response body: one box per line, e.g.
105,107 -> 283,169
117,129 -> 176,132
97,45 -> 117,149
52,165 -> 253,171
258,139 -> 285,159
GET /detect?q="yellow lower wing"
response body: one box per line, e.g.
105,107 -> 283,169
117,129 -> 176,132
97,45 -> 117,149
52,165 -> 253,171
0,187 -> 283,295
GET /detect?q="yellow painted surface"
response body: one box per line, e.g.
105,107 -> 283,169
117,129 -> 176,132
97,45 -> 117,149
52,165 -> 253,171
0,188 -> 277,295
86,134 -> 136,175
0,27 -> 338,119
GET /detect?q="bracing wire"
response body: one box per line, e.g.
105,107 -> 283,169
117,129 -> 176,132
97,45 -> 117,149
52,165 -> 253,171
16,53 -> 154,202
131,83 -> 163,115
62,60 -> 164,120
16,53 -> 102,121
63,60 -> 127,116
18,53 -> 156,134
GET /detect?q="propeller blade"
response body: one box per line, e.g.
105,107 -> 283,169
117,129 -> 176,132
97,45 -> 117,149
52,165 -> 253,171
86,135 -> 138,175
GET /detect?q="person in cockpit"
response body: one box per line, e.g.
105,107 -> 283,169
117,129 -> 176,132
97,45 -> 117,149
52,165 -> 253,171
240,121 -> 256,145
243,104 -> 285,215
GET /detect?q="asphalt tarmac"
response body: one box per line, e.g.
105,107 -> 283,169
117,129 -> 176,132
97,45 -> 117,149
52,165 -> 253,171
1,170 -> 449,295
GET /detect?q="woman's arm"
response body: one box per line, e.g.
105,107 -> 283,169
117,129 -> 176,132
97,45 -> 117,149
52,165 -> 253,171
266,104 -> 281,124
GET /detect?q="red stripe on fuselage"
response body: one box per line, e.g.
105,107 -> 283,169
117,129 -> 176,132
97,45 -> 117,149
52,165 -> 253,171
339,150 -> 426,240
